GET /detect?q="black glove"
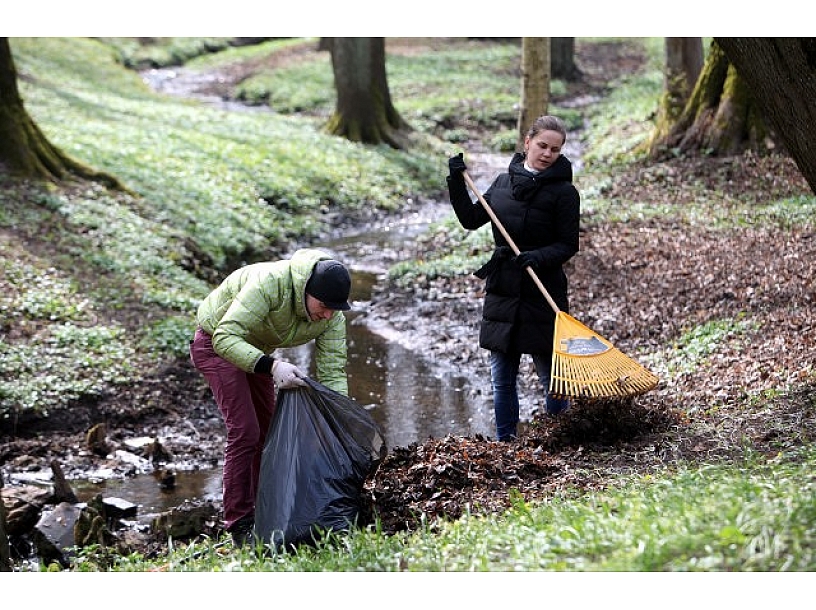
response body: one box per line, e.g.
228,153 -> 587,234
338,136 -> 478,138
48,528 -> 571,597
448,152 -> 467,176
514,250 -> 544,270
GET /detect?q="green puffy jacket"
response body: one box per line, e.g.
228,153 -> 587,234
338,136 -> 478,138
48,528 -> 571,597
195,248 -> 348,395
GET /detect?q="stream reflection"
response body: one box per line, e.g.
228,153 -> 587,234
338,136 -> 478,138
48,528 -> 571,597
280,307 -> 494,452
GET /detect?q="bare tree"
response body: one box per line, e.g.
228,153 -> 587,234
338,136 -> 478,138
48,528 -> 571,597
647,38 -> 704,154
0,38 -> 126,189
517,37 -> 550,152
646,40 -> 775,161
715,38 -> 816,194
551,37 -> 581,81
325,37 -> 412,149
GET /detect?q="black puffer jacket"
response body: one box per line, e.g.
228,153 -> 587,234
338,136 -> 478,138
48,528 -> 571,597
447,152 -> 580,355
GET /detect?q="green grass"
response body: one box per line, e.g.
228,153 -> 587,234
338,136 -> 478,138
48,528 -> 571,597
12,38 -> 444,269
64,445 -> 816,572
659,316 -> 759,377
0,324 -> 136,417
95,37 -> 261,69
580,38 -> 665,169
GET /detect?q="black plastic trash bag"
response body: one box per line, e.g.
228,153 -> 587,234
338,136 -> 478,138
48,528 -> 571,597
255,377 -> 387,550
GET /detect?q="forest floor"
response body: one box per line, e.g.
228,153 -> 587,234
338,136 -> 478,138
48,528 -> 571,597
2,39 -> 815,558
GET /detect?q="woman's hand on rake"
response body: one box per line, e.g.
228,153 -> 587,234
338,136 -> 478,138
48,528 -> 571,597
514,250 -> 544,270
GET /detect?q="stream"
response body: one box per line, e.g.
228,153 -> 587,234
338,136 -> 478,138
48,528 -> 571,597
280,202 -> 497,450
262,139 -> 582,451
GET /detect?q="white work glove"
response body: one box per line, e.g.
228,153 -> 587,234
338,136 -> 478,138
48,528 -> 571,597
272,360 -> 307,389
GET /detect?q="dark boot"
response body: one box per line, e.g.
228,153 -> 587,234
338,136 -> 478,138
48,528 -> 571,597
227,514 -> 255,547
545,393 -> 570,416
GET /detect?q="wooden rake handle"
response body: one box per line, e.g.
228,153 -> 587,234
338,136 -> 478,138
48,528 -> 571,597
461,170 -> 561,315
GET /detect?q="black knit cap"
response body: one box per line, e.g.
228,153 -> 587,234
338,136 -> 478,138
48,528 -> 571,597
305,260 -> 351,311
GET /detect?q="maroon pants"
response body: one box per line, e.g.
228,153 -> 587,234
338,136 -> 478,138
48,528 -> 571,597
189,327 -> 275,530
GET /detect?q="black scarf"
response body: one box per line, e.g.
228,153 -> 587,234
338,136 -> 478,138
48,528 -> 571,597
509,152 -> 542,201
509,152 -> 573,201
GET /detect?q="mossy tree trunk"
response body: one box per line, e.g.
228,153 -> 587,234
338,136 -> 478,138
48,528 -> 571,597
648,38 -> 703,150
715,37 -> 816,194
0,38 -> 127,190
647,40 -> 774,161
516,37 -> 550,152
325,37 -> 411,149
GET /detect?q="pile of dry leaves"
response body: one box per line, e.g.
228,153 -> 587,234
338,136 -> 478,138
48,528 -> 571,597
364,396 -> 681,534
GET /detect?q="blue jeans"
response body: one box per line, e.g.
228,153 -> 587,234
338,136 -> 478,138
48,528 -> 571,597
490,350 -> 570,441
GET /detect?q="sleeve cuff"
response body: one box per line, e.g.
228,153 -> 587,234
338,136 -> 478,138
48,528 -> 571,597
254,354 -> 274,375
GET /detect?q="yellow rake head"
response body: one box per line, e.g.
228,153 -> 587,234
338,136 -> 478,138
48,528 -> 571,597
550,312 -> 659,399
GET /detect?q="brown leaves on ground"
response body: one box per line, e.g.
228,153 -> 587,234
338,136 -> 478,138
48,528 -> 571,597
365,396 -> 682,534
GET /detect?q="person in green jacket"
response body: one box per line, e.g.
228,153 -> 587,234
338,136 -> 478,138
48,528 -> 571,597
190,248 -> 352,545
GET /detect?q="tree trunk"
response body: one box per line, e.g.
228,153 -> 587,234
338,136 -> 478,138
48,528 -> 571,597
551,37 -> 581,81
0,38 -> 127,190
647,38 -> 704,154
715,37 -> 816,194
517,37 -> 550,152
325,37 -> 411,149
671,38 -> 704,93
647,40 -> 775,160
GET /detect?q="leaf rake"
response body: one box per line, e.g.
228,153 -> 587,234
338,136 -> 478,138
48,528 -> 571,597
462,170 -> 659,399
